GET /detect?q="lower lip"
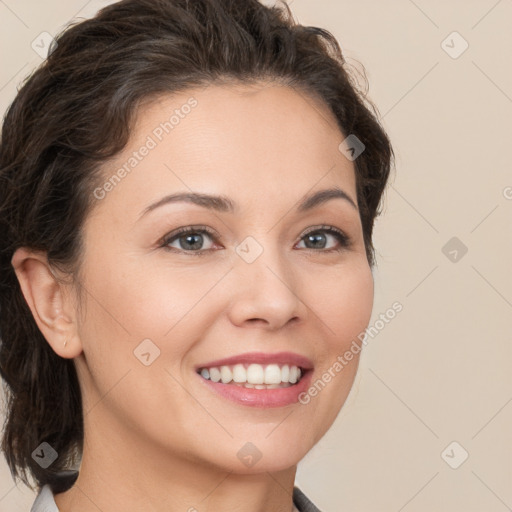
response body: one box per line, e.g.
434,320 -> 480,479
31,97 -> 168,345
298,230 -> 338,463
197,370 -> 313,408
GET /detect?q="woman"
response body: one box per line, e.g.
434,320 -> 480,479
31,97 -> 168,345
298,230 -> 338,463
0,0 -> 394,511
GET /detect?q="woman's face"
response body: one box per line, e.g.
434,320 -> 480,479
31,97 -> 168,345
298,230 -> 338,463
72,82 -> 374,473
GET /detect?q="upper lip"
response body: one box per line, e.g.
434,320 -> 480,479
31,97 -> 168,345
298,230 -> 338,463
195,351 -> 314,371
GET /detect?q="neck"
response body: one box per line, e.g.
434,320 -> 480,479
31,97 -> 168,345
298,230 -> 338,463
54,419 -> 298,512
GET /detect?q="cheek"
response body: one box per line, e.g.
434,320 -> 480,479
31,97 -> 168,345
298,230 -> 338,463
76,255 -> 225,388
82,250 -> 204,334
74,264 -> 198,432
302,261 -> 372,405
308,260 -> 374,350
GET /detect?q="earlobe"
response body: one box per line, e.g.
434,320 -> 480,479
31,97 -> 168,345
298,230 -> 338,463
10,247 -> 83,359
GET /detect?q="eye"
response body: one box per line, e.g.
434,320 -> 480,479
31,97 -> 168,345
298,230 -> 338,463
159,224 -> 352,255
296,225 -> 352,252
160,225 -> 217,254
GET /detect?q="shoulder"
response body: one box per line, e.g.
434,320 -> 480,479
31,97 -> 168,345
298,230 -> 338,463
30,477 -> 321,512
30,470 -> 78,512
293,486 -> 323,512
30,484 -> 59,512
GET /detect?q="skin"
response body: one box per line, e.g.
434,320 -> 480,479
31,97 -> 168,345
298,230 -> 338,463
11,82 -> 374,512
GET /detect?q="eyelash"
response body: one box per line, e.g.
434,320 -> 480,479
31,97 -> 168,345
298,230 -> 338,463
159,224 -> 352,256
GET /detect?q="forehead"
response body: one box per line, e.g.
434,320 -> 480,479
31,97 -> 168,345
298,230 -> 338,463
90,82 -> 357,221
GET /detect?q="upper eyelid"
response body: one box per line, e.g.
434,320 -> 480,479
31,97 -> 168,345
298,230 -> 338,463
163,224 -> 346,237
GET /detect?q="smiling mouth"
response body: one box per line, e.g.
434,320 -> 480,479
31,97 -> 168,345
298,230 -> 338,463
196,362 -> 306,389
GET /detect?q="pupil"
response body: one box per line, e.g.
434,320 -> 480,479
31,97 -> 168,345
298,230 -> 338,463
308,233 -> 326,249
182,233 -> 202,250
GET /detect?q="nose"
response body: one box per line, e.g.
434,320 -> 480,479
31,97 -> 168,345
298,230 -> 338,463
226,239 -> 306,330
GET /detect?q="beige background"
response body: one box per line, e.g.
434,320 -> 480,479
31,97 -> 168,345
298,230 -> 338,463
1,1 -> 511,511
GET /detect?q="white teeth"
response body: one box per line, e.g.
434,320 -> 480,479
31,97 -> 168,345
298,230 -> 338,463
209,367 -> 221,383
264,364 -> 282,384
246,364 -> 264,384
232,364 -> 247,383
198,363 -> 304,386
220,366 -> 232,384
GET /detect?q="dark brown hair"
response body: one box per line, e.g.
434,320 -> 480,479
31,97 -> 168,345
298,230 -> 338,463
0,0 -> 394,493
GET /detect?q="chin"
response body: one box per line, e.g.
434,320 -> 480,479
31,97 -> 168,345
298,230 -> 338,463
221,435 -> 313,474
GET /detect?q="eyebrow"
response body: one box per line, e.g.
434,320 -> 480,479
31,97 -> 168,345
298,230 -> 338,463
137,186 -> 357,220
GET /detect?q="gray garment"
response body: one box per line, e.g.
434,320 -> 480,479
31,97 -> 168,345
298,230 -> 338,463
30,485 -> 58,512
30,482 -> 322,512
293,486 -> 322,512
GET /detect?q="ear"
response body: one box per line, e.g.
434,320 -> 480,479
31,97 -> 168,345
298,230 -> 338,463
10,247 -> 83,359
